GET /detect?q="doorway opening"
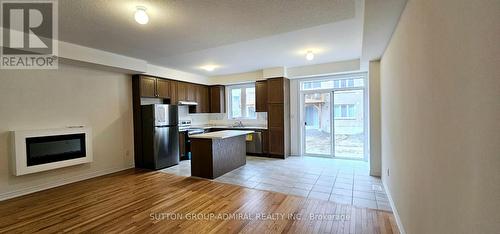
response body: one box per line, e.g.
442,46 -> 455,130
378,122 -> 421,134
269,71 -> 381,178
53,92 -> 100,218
300,73 -> 367,160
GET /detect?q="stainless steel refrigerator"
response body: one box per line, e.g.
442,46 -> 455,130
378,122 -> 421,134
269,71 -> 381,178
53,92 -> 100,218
141,104 -> 179,169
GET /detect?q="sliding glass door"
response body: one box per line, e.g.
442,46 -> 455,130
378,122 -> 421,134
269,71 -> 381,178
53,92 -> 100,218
333,89 -> 364,159
304,92 -> 332,156
301,74 -> 366,160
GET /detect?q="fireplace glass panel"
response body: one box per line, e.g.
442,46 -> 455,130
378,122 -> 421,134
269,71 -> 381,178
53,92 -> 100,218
26,133 -> 86,166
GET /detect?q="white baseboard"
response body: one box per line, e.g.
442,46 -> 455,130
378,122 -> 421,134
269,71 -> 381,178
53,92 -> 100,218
0,165 -> 134,201
383,180 -> 406,234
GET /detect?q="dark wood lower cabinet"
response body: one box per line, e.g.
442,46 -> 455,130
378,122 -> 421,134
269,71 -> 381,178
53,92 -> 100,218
268,103 -> 284,127
267,103 -> 286,158
179,131 -> 187,160
268,127 -> 284,158
262,130 -> 269,154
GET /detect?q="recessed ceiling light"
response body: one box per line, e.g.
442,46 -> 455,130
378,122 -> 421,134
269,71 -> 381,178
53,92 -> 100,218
134,6 -> 149,25
306,51 -> 314,61
200,65 -> 218,72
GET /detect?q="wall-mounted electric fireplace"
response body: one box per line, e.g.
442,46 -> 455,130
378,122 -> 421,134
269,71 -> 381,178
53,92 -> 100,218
26,133 -> 86,166
11,127 -> 93,176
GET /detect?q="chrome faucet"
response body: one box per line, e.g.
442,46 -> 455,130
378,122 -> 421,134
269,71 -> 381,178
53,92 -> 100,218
233,120 -> 244,127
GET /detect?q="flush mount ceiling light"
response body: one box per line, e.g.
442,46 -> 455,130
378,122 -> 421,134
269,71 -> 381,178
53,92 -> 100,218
306,51 -> 315,61
200,65 -> 218,72
134,6 -> 149,25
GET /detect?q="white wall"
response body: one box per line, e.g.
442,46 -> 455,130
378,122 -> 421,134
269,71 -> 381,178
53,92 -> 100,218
289,79 -> 301,155
59,41 -> 147,73
380,0 -> 500,233
287,59 -> 360,78
210,70 -> 264,85
0,62 -> 134,200
368,61 -> 381,176
262,67 -> 286,79
60,40 -> 210,85
145,64 -> 210,85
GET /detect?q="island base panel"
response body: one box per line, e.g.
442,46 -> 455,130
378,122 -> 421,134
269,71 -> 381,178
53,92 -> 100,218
191,135 -> 246,179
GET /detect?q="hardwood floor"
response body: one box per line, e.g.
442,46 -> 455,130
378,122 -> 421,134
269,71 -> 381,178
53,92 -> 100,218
0,169 -> 399,233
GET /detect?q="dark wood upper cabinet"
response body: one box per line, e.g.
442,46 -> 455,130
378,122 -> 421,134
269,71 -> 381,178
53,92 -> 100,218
267,78 -> 284,103
195,85 -> 202,113
187,84 -> 197,102
255,80 -> 268,112
209,85 -> 225,113
140,76 -> 156,98
177,82 -> 188,101
169,81 -> 178,104
138,76 -> 172,99
200,85 -> 210,113
137,77 -> 217,111
192,85 -> 209,113
156,79 -> 170,99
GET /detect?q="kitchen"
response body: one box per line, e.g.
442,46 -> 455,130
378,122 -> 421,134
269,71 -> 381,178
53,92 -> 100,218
0,0 -> 495,233
132,75 -> 290,179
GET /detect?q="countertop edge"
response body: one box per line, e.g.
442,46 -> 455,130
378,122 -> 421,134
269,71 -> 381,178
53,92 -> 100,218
189,130 -> 254,139
191,126 -> 268,130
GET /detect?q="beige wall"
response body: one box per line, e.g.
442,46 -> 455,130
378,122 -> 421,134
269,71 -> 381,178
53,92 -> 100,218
368,60 -> 381,176
380,0 -> 500,233
210,70 -> 264,85
0,63 -> 134,200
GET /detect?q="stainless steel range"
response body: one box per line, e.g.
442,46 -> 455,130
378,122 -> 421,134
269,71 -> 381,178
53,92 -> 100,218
179,120 -> 205,136
178,120 -> 205,160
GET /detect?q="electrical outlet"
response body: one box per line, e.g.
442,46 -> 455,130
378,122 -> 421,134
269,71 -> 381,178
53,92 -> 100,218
387,168 -> 390,176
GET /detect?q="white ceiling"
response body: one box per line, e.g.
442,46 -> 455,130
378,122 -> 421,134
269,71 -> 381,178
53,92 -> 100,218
159,18 -> 363,75
362,0 -> 408,62
58,0 -> 404,76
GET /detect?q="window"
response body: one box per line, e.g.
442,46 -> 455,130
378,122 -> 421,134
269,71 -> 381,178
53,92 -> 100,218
334,79 -> 355,88
228,84 -> 256,119
302,77 -> 364,90
334,104 -> 356,118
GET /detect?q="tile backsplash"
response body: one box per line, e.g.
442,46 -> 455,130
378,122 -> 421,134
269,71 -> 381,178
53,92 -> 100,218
178,106 -> 267,127
209,112 -> 267,127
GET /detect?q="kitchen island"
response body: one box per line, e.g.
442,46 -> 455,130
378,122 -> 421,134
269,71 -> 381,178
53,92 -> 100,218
190,130 -> 253,179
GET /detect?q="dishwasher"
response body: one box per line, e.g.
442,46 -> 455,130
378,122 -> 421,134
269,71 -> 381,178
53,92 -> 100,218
246,131 -> 263,155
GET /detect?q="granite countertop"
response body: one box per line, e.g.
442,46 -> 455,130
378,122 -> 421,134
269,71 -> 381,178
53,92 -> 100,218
189,130 -> 254,139
190,125 -> 267,130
